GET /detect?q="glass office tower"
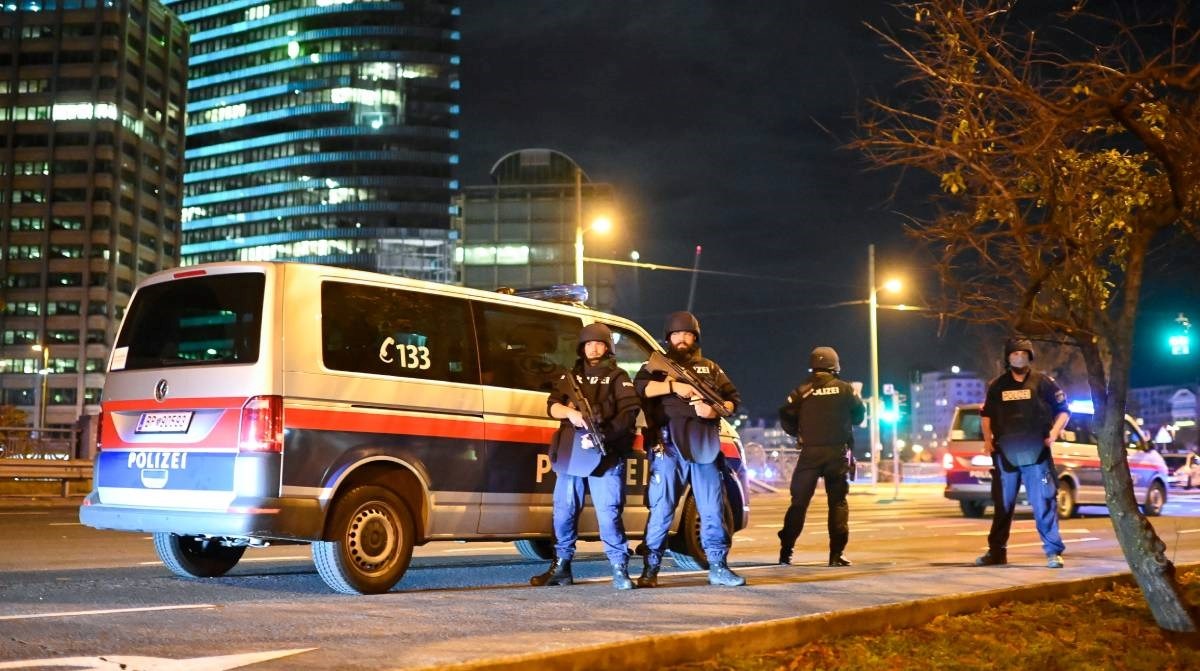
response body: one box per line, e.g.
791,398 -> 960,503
0,0 -> 187,429
166,0 -> 460,281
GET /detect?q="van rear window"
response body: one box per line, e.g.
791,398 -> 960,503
114,273 -> 265,369
953,408 -> 983,440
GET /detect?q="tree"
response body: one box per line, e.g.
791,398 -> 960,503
0,405 -> 28,428
855,1 -> 1199,631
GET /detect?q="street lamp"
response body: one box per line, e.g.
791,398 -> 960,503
867,244 -> 902,485
574,214 -> 613,288
30,344 -> 50,431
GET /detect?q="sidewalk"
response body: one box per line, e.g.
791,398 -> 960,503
417,555 -> 1200,671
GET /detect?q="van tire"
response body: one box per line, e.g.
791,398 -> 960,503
153,532 -> 245,578
513,539 -> 556,561
313,485 -> 414,595
1056,478 -> 1078,519
1143,481 -> 1167,517
959,500 -> 987,518
668,494 -> 734,571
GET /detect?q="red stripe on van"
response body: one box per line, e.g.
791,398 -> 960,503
286,408 -> 493,442
104,397 -> 248,411
100,397 -> 247,450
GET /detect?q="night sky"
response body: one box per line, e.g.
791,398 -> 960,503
455,1 -> 1200,416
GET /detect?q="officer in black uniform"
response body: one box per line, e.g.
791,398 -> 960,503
635,311 -> 746,588
776,346 -> 866,567
975,336 -> 1070,569
530,322 -> 642,589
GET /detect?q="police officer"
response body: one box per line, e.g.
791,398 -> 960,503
776,347 -> 866,567
531,323 -> 641,589
975,336 -> 1070,569
634,311 -> 745,588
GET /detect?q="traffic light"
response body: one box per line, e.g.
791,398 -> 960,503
880,391 -> 900,424
1169,313 -> 1192,356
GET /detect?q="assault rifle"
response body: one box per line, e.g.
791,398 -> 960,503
646,351 -> 732,418
563,372 -> 607,456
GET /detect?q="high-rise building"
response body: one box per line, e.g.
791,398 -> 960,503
456,149 -> 619,310
0,0 -> 187,428
911,368 -> 986,453
166,0 -> 461,282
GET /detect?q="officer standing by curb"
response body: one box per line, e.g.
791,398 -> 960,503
530,323 -> 642,589
975,335 -> 1070,569
634,311 -> 746,588
776,346 -> 866,567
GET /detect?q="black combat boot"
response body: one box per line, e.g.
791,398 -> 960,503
974,549 -> 1007,566
529,558 -> 573,586
636,563 -> 660,588
708,561 -> 746,587
611,562 -> 634,590
778,547 -> 793,566
828,553 -> 852,567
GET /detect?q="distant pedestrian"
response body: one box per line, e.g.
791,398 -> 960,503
975,336 -> 1070,569
530,322 -> 641,589
776,346 -> 866,567
634,311 -> 746,588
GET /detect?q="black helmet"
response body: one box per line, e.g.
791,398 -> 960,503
577,322 -> 614,357
810,346 -> 840,372
663,311 -> 701,342
1004,336 -> 1035,360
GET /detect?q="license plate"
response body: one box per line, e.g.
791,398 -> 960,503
135,411 -> 194,434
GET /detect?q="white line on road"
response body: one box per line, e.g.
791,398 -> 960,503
48,522 -> 82,526
0,604 -> 215,621
0,511 -> 49,515
137,556 -> 309,565
1177,529 -> 1200,534
1007,537 -> 1101,548
957,528 -> 1092,536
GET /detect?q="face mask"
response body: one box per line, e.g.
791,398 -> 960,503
1008,351 -> 1030,369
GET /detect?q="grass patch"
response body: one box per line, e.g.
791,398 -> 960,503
672,569 -> 1200,671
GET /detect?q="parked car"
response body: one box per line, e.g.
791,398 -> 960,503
943,404 -> 1169,518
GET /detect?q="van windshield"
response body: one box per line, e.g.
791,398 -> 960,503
114,272 -> 265,370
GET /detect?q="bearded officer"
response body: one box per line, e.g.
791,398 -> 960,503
975,336 -> 1070,569
634,311 -> 745,588
776,346 -> 866,567
530,322 -> 641,589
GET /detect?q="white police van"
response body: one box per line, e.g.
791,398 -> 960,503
79,262 -> 749,594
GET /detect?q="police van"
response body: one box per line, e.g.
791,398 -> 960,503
79,262 -> 749,594
942,403 -> 1168,518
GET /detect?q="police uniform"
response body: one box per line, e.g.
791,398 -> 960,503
530,323 -> 641,589
776,347 -> 866,566
977,337 -> 1070,568
634,311 -> 745,588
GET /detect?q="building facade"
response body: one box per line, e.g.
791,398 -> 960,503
166,0 -> 460,281
1128,384 -> 1199,432
456,149 -> 618,310
0,0 -> 187,428
911,368 -> 986,453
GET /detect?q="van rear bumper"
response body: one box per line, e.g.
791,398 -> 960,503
79,493 -> 324,540
943,483 -> 991,501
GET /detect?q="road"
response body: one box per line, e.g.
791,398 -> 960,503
2,485 -> 1199,670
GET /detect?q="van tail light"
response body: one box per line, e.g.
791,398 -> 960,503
96,411 -> 105,452
942,453 -> 954,471
238,395 -> 283,453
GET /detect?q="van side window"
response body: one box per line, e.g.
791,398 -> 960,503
475,304 -> 581,392
605,323 -> 654,379
321,281 -> 478,384
1064,415 -> 1097,445
1124,422 -> 1147,451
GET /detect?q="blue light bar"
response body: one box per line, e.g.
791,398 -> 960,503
1068,400 -> 1094,414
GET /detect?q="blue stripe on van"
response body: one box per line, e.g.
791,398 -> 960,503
97,450 -> 236,490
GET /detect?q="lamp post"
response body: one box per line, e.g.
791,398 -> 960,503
867,245 -> 903,485
31,343 -> 50,431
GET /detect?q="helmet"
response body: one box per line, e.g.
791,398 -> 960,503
1004,336 -> 1035,360
577,322 -> 614,357
810,346 -> 840,372
663,311 -> 701,342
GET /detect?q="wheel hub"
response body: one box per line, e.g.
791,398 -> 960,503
347,505 -> 397,570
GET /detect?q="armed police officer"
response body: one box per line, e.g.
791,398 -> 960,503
531,323 -> 642,589
975,336 -> 1070,569
634,311 -> 746,588
776,347 -> 866,567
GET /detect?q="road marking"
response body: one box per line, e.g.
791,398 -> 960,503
0,511 -> 49,516
48,522 -> 82,526
0,648 -> 316,670
956,528 -> 1093,536
1008,537 -> 1100,548
136,556 -> 308,566
1176,529 -> 1200,534
0,604 -> 215,621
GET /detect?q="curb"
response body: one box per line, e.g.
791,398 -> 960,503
417,562 -> 1199,671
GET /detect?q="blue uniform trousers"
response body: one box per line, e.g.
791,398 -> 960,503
643,443 -> 730,568
552,461 -> 629,565
987,458 -> 1066,556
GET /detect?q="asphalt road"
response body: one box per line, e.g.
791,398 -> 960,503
2,485 -> 1199,670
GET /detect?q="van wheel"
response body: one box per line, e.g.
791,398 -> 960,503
153,532 -> 245,578
313,485 -> 414,595
959,500 -> 987,518
1057,478 -> 1078,519
513,539 -> 555,561
1143,482 -> 1167,517
668,494 -> 734,571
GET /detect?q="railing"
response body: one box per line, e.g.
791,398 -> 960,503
0,428 -> 91,498
0,427 -> 81,460
0,459 -> 92,497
